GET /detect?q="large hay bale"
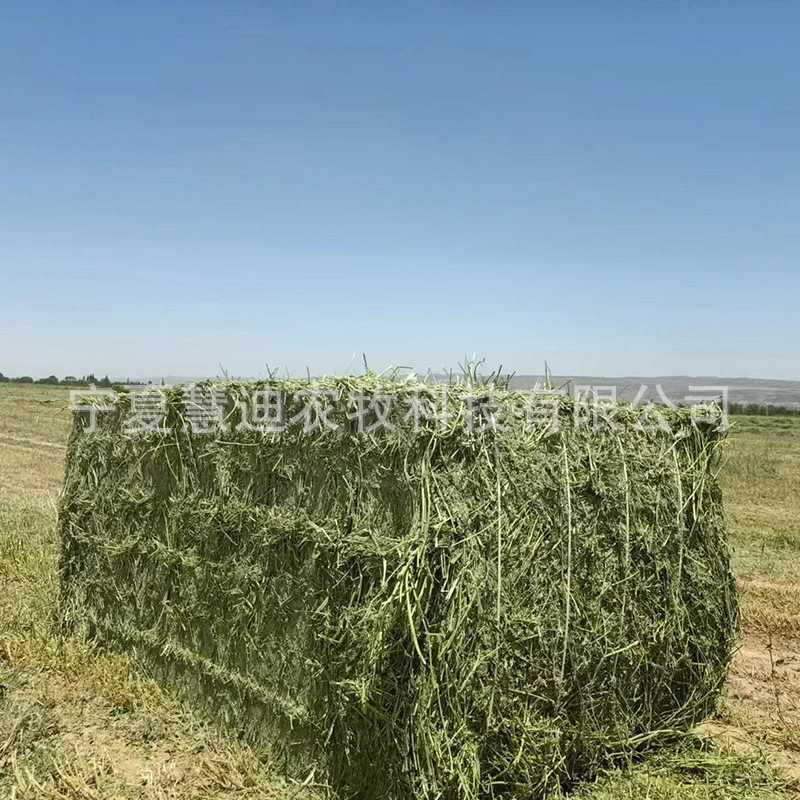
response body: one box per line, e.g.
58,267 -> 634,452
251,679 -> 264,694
59,378 -> 737,799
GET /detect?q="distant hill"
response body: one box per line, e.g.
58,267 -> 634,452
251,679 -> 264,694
505,375 -> 800,409
129,373 -> 800,409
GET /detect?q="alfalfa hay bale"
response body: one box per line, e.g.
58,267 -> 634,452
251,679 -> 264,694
59,377 -> 737,799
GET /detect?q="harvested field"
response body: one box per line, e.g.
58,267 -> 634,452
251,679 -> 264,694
0,383 -> 798,799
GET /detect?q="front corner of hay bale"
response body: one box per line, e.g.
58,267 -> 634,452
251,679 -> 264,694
57,379 -> 738,800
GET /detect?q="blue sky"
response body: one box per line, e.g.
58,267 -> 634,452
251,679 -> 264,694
1,1 -> 798,380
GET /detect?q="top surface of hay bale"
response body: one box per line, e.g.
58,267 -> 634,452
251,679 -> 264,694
59,377 -> 737,799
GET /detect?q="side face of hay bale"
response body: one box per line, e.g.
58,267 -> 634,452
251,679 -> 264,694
59,379 -> 738,799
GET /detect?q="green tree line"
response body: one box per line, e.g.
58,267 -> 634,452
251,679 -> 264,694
0,373 -> 114,387
728,401 -> 800,416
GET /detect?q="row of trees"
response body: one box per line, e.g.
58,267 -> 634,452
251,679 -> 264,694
728,401 -> 800,416
0,373 -> 114,387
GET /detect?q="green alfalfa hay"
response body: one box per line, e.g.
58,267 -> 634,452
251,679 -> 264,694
58,376 -> 738,799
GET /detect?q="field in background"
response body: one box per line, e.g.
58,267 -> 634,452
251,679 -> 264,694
1,383 -> 799,799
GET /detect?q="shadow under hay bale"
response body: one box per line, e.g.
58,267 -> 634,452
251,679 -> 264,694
58,377 -> 738,799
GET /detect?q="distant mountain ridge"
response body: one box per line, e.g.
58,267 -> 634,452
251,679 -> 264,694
505,375 -> 800,408
131,374 -> 800,408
